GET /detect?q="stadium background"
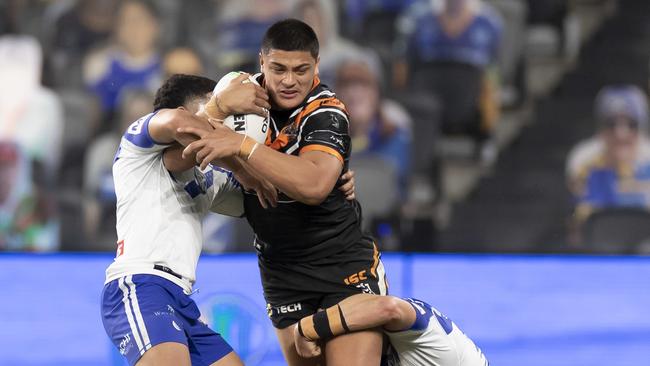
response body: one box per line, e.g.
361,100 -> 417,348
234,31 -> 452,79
1,0 -> 649,365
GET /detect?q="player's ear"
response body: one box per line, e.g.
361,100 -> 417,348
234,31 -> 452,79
315,56 -> 320,75
259,52 -> 264,73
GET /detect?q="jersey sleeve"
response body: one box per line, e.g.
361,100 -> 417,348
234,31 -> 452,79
116,111 -> 171,158
207,165 -> 245,218
298,108 -> 351,164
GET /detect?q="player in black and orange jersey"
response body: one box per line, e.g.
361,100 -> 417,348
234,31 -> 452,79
179,19 -> 388,366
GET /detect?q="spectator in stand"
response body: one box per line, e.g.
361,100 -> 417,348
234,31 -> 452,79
566,85 -> 650,244
196,0 -> 290,75
294,0 -> 365,86
336,56 -> 412,195
394,0 -> 503,164
83,89 -> 154,249
49,0 -> 120,87
342,0 -> 418,39
0,142 -> 58,251
83,0 -> 162,128
0,35 -> 64,185
162,47 -> 205,79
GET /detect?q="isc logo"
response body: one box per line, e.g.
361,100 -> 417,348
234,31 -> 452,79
344,270 -> 367,285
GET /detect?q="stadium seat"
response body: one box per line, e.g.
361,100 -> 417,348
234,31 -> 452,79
582,208 -> 650,254
357,10 -> 399,74
350,155 -> 400,230
410,62 -> 483,139
59,89 -> 97,149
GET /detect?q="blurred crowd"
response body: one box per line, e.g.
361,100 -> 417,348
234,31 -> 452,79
2,0 -> 646,254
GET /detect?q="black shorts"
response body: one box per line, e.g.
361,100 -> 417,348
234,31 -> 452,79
258,237 -> 388,329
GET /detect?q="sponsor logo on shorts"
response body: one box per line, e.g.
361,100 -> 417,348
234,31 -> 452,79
343,270 -> 367,285
274,303 -> 302,314
355,283 -> 374,294
172,320 -> 182,331
119,333 -> 132,355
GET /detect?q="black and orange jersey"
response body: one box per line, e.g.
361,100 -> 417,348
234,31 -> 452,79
244,74 -> 364,262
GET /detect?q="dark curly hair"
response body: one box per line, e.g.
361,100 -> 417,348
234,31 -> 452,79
153,74 -> 216,110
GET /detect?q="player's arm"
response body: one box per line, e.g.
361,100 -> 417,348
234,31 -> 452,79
244,145 -> 342,205
179,114 -> 347,205
294,294 -> 416,358
154,73 -> 272,172
149,108 -> 209,146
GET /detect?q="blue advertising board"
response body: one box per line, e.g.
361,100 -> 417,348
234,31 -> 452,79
0,253 -> 648,366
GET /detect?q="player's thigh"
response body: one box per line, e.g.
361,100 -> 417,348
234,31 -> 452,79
208,351 -> 245,366
136,342 -> 191,366
275,325 -> 324,366
325,328 -> 383,366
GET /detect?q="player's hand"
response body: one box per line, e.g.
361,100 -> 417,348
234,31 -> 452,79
234,164 -> 278,209
293,323 -> 321,358
339,170 -> 355,201
178,124 -> 242,169
206,73 -> 270,119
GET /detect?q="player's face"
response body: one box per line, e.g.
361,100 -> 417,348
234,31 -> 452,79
601,115 -> 640,163
260,49 -> 319,110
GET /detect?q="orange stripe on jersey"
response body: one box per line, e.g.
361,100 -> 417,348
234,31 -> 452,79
295,97 -> 348,127
310,75 -> 321,91
269,132 -> 291,151
300,145 -> 344,164
370,242 -> 379,278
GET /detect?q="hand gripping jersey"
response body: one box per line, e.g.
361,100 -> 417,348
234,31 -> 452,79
105,111 -> 243,293
244,74 -> 364,261
384,298 -> 489,366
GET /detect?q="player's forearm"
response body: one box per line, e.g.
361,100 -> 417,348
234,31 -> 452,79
246,144 -> 336,205
298,295 -> 413,341
339,294 -> 416,332
151,109 -> 211,145
157,110 -> 217,172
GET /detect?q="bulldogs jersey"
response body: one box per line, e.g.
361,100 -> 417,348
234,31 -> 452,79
105,111 -> 243,293
384,298 -> 488,366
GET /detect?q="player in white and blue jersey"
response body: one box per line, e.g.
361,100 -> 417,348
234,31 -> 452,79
101,73 -> 273,366
294,294 -> 489,366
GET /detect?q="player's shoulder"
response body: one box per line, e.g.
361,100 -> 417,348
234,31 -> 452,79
567,138 -> 606,178
119,110 -> 172,152
300,86 -> 349,123
476,2 -> 504,30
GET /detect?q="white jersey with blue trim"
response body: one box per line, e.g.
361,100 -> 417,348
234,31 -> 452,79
105,111 -> 244,293
384,298 -> 489,366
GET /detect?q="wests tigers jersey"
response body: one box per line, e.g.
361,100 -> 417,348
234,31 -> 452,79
244,74 -> 365,262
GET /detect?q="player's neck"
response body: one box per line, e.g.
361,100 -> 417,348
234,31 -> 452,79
119,48 -> 158,67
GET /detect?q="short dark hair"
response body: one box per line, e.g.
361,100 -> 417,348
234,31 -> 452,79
153,74 -> 216,110
261,18 -> 319,59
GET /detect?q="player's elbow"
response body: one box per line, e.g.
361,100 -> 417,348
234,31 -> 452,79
377,297 -> 404,324
295,181 -> 331,205
163,109 -> 187,137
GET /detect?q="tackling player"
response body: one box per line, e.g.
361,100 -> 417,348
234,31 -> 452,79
101,73 -> 356,366
100,73 -> 271,366
294,294 -> 490,366
179,19 -> 388,366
